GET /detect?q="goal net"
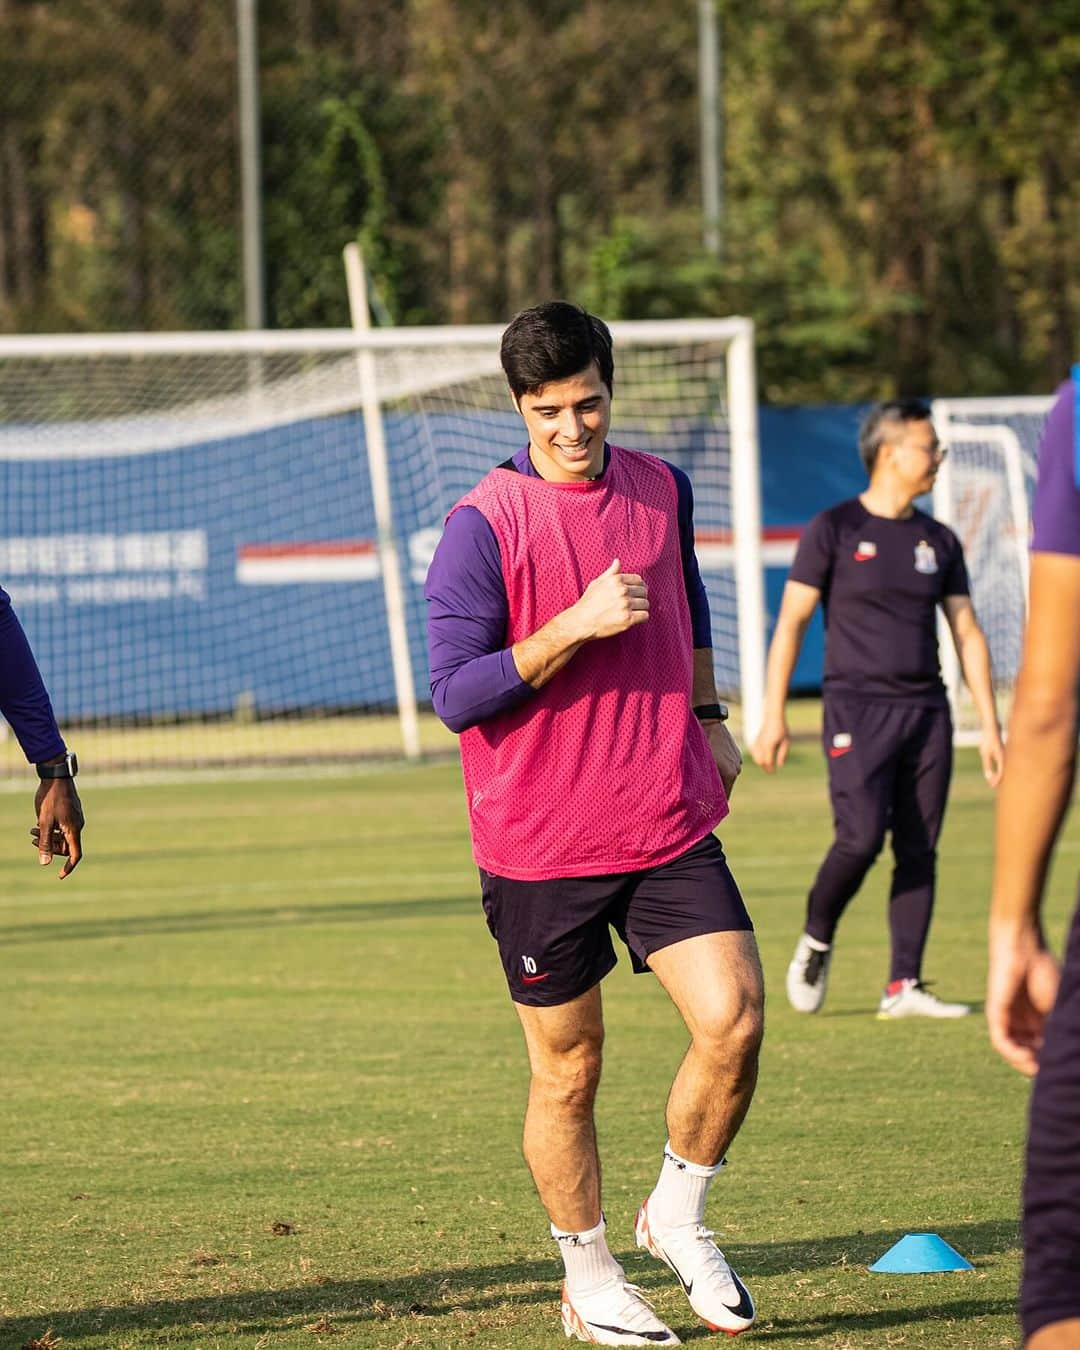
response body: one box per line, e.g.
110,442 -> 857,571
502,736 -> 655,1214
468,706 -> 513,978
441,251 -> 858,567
931,395 -> 1055,744
0,321 -> 763,774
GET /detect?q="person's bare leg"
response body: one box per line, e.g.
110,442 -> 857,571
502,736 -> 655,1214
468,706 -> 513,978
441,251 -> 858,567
514,984 -> 605,1231
634,930 -> 763,1336
648,930 -> 764,1165
1029,1320 -> 1080,1349
515,985 -> 682,1342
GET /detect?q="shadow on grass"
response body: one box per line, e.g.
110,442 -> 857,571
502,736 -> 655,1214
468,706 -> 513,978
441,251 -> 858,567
726,1219 -> 1019,1277
745,1301 -> 1020,1344
0,1259 -> 556,1346
0,1221 -> 1020,1346
733,1296 -> 1019,1344
672,1219 -> 1019,1342
0,894 -> 478,946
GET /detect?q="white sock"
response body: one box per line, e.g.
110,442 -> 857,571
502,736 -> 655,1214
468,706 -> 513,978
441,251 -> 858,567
551,1214 -> 623,1294
804,933 -> 830,951
646,1141 -> 725,1229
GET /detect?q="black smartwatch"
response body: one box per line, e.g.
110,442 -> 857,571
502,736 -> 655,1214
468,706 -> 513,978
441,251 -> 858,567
693,703 -> 729,723
36,751 -> 78,780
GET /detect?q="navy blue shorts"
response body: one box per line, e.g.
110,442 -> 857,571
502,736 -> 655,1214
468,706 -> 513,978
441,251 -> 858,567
478,832 -> 753,1007
1021,885 -> 1080,1340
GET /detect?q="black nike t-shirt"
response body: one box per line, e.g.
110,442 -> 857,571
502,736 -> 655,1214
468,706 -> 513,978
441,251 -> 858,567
788,498 -> 970,704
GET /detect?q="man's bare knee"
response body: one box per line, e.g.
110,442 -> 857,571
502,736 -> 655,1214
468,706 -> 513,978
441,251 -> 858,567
691,995 -> 763,1073
531,1038 -> 603,1114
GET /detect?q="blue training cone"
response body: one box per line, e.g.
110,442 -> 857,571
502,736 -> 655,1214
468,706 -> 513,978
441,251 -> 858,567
869,1233 -> 974,1274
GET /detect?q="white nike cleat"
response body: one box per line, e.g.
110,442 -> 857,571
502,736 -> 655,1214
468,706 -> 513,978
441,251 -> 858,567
877,978 -> 971,1019
786,932 -> 832,1014
561,1277 -> 681,1346
635,1199 -> 754,1337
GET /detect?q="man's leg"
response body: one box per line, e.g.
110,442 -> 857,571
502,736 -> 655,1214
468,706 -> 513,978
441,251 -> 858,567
514,985 -> 605,1232
647,930 -> 764,1167
805,700 -> 896,948
877,706 -> 969,1018
633,931 -> 762,1334
886,706 -> 951,983
788,699 -> 896,1013
516,986 -> 681,1346
1029,1322 -> 1080,1349
1021,906 -> 1080,1348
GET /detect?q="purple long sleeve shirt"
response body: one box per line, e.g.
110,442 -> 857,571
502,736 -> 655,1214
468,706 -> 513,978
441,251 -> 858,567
0,587 -> 66,763
424,444 -> 712,733
1030,377 -> 1080,556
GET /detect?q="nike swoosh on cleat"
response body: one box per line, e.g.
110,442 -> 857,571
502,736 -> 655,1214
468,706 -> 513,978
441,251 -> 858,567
721,1276 -> 755,1319
670,1266 -> 693,1298
588,1326 -> 673,1344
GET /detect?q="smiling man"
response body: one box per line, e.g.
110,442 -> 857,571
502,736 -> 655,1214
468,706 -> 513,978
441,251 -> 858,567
425,302 -> 763,1345
752,399 -> 1004,1018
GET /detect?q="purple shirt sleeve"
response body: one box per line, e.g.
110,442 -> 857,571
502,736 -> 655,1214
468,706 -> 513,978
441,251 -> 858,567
424,506 -> 534,734
425,449 -> 712,733
0,587 -> 66,763
666,461 -> 713,649
1031,379 -> 1080,557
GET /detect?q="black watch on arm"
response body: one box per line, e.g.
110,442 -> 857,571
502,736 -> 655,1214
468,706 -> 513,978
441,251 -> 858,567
693,703 -> 729,723
36,751 -> 78,780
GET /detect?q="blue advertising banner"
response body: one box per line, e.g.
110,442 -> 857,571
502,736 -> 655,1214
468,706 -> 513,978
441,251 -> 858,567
1,406 -> 866,722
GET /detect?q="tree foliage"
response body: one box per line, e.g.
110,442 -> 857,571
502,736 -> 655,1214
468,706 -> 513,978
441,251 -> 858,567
0,0 -> 1075,400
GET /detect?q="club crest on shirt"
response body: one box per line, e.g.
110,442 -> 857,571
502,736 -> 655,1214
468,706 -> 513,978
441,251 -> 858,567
913,540 -> 938,574
853,540 -> 877,561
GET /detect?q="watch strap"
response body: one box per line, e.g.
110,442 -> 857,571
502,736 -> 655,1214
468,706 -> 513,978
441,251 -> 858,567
36,752 -> 78,779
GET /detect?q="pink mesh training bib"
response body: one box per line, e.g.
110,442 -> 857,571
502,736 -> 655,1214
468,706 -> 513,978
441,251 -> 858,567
452,446 -> 727,880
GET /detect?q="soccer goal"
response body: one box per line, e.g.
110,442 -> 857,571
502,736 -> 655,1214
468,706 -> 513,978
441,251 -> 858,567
931,395 -> 1055,744
0,320 -> 764,774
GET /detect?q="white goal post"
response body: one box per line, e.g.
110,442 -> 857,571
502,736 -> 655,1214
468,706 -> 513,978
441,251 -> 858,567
0,319 -> 765,774
931,395 -> 1055,743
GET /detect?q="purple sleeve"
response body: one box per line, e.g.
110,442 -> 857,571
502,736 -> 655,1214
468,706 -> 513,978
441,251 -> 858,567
787,511 -> 834,590
423,506 -> 534,733
0,588 -> 66,763
1031,380 -> 1080,557
665,462 -> 713,649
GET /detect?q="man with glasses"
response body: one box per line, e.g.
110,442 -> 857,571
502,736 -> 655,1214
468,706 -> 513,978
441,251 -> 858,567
752,399 -> 1003,1017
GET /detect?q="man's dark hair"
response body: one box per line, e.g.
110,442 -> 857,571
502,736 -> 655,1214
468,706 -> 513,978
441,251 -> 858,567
858,398 -> 934,474
500,301 -> 614,399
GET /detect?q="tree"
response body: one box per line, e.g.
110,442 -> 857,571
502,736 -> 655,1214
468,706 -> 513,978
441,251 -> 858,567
0,0 -> 1074,399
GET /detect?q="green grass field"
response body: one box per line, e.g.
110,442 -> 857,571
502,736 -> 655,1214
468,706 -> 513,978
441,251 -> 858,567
0,743 -> 1076,1349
